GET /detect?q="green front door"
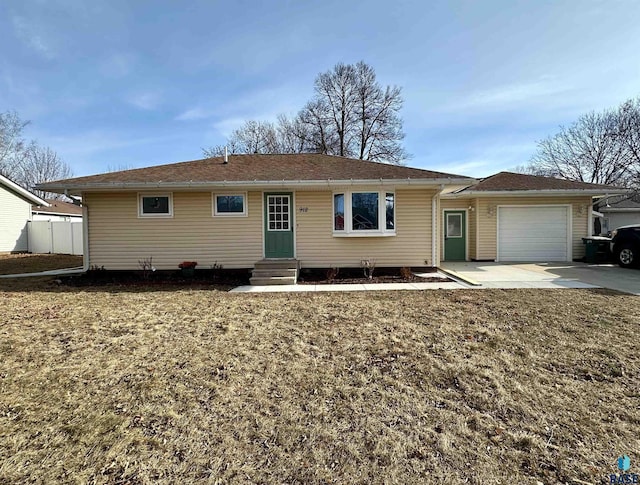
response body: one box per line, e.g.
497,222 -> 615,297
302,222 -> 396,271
444,210 -> 466,261
264,193 -> 294,258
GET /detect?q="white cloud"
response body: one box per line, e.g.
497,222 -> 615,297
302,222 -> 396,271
127,91 -> 162,111
439,78 -> 571,114
11,15 -> 56,59
175,107 -> 214,121
99,53 -> 136,79
210,117 -> 247,138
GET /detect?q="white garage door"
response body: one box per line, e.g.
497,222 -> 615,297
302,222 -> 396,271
498,206 -> 570,262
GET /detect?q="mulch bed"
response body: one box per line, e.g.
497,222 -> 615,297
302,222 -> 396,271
298,267 -> 452,285
59,269 -> 251,289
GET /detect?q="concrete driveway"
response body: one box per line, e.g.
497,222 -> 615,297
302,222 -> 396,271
441,262 -> 640,295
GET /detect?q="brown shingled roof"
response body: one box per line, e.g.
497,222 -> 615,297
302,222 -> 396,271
33,199 -> 83,215
460,171 -> 621,192
39,153 -> 471,189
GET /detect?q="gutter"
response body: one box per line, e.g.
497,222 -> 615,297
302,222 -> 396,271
81,202 -> 90,273
443,189 -> 630,197
38,177 -> 478,194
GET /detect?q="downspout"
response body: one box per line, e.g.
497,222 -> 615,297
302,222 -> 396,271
81,200 -> 90,272
432,185 -> 444,268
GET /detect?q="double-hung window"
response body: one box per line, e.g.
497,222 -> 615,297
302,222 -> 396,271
333,190 -> 395,236
139,194 -> 173,217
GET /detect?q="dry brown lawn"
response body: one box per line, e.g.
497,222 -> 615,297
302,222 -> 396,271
0,278 -> 638,484
0,253 -> 83,275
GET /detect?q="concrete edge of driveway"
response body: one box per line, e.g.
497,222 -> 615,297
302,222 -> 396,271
437,267 -> 482,286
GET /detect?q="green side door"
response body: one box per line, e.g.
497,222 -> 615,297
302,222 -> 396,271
444,210 -> 466,261
264,193 -> 295,258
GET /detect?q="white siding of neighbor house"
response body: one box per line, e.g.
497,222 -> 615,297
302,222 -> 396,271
603,212 -> 640,233
474,196 -> 592,261
0,184 -> 32,252
85,188 -> 438,270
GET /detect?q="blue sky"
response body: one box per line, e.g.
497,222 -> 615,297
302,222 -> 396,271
2,0 -> 639,178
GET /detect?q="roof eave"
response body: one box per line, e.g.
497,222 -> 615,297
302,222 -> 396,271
442,188 -> 630,198
38,177 -> 478,194
599,207 -> 640,212
1,174 -> 49,206
32,210 -> 82,216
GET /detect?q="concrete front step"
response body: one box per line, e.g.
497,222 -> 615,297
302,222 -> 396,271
253,259 -> 298,270
249,276 -> 297,285
251,259 -> 299,285
252,268 -> 297,278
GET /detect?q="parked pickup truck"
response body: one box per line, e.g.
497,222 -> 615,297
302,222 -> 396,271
610,224 -> 640,268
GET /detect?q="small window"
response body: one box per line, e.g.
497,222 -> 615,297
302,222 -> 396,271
386,193 -> 395,230
334,193 -> 345,231
139,194 -> 172,217
214,193 -> 247,216
446,213 -> 463,237
352,192 -> 379,230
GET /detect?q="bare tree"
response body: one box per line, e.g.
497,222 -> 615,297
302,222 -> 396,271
15,142 -> 72,199
526,102 -> 639,187
106,163 -> 134,172
0,110 -> 71,198
312,62 -> 358,157
275,114 -> 310,153
299,61 -> 409,164
202,61 -> 409,164
203,120 -> 281,157
202,139 -> 242,158
0,111 -> 29,177
616,98 -> 640,186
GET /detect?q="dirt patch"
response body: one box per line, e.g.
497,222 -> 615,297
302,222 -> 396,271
0,253 -> 83,275
0,283 -> 638,483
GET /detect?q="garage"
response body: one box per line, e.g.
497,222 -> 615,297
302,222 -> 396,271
497,206 -> 570,262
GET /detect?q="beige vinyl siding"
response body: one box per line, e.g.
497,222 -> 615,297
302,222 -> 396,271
295,189 -> 436,268
0,185 -> 31,252
85,191 -> 263,270
440,198 -> 474,261
475,196 -> 591,261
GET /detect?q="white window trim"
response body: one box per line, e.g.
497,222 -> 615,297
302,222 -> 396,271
213,192 -> 248,217
266,194 -> 291,231
332,190 -> 396,237
138,193 -> 173,218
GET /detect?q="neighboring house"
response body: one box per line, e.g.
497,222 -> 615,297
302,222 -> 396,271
37,155 -> 626,272
594,193 -> 640,234
32,199 -> 83,221
0,174 -> 48,252
440,172 -> 625,262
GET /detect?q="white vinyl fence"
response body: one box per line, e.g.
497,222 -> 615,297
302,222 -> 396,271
28,220 -> 83,255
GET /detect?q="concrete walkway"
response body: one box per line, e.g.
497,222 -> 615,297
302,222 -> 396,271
231,272 -> 464,292
231,262 -> 640,293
